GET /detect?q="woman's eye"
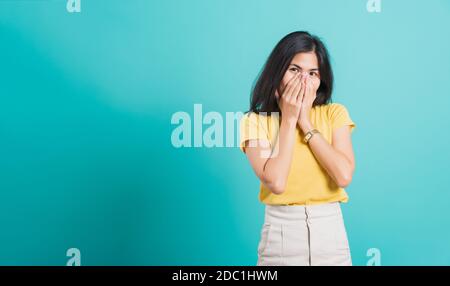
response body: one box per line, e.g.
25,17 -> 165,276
290,68 -> 299,73
309,72 -> 318,77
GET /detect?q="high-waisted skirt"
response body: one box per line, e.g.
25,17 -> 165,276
257,202 -> 352,266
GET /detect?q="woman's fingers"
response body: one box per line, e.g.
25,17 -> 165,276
286,73 -> 300,86
302,74 -> 308,86
306,79 -> 313,102
297,78 -> 306,105
283,74 -> 301,102
307,79 -> 315,105
290,76 -> 303,103
281,73 -> 299,97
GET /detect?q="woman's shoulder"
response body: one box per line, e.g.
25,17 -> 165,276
240,111 -> 280,137
320,102 -> 356,131
317,102 -> 351,118
240,111 -> 268,129
240,111 -> 276,125
319,102 -> 348,111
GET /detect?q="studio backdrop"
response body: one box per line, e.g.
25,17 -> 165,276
0,0 -> 449,265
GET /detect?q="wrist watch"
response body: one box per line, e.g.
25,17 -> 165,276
303,129 -> 320,143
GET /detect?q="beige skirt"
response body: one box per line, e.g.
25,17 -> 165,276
257,202 -> 352,266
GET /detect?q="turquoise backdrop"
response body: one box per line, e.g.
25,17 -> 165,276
1,0 -> 449,265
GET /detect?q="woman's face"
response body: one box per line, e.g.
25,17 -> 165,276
278,51 -> 321,95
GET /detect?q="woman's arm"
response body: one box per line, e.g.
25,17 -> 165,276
300,122 -> 355,188
243,119 -> 297,195
242,73 -> 305,194
298,76 -> 355,188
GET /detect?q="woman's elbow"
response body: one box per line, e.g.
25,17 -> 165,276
336,173 -> 353,188
270,182 -> 286,195
269,179 -> 286,195
261,175 -> 286,195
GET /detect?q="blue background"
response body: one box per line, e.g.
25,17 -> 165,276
0,0 -> 449,265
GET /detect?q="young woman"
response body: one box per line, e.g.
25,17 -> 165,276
239,31 -> 356,266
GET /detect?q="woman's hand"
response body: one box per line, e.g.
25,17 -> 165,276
275,73 -> 305,126
298,75 -> 320,133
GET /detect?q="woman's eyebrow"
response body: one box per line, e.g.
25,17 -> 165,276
290,64 -> 319,71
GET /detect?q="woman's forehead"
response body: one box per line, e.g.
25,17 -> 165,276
290,52 -> 319,70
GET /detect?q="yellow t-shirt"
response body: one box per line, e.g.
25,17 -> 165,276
239,103 -> 356,206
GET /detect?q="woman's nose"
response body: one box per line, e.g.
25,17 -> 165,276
299,72 -> 310,79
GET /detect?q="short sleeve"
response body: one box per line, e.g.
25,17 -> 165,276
328,103 -> 356,133
239,112 -> 270,153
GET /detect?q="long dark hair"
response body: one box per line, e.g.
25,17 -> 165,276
249,31 -> 333,114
